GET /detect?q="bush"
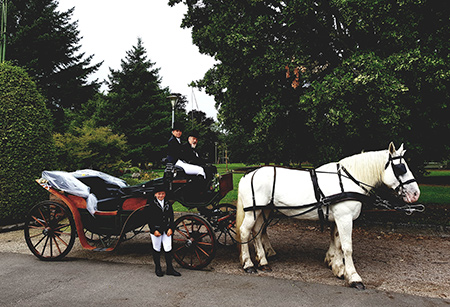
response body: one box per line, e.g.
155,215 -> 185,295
53,120 -> 128,175
0,63 -> 56,225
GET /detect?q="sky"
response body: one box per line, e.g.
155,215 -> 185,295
57,0 -> 218,119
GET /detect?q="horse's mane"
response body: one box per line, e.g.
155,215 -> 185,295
339,150 -> 388,188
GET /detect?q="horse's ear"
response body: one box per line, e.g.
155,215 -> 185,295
388,142 -> 396,155
398,143 -> 405,154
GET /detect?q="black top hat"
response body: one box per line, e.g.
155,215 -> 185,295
153,184 -> 167,194
172,122 -> 184,131
188,130 -> 199,138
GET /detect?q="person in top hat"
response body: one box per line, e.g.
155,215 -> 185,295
182,130 -> 205,166
147,185 -> 181,277
166,123 -> 183,164
166,124 -> 205,178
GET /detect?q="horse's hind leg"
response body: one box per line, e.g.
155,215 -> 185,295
240,211 -> 259,273
334,214 -> 365,289
261,228 -> 276,258
325,223 -> 345,279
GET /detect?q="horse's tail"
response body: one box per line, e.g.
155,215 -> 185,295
235,179 -> 245,250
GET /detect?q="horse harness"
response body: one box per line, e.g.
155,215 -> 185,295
245,156 -> 423,231
246,165 -> 371,231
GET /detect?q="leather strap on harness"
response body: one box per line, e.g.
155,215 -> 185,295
247,166 -> 371,230
309,169 -> 327,230
250,166 -> 277,220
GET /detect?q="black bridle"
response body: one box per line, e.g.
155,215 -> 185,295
384,155 -> 417,192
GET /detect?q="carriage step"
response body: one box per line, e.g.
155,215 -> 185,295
94,210 -> 118,216
93,247 -> 113,252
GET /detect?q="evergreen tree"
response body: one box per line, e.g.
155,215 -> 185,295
6,0 -> 101,130
97,38 -> 171,165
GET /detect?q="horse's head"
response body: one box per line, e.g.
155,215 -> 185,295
383,142 -> 420,203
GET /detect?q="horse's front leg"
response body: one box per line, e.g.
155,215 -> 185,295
252,212 -> 271,271
334,215 -> 365,290
240,211 -> 259,273
260,209 -> 276,259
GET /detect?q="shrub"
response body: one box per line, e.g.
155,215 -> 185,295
0,63 -> 56,225
53,119 -> 128,175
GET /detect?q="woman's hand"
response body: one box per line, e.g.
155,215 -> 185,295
154,230 -> 161,237
167,229 -> 173,237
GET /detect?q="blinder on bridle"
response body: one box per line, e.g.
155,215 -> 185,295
385,155 -> 416,191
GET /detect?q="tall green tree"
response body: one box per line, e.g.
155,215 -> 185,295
171,0 -> 450,167
97,38 -> 171,165
6,0 -> 101,130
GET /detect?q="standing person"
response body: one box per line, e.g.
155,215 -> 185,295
166,124 -> 205,178
148,186 -> 181,277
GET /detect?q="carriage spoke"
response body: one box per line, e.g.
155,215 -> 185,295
54,233 -> 69,247
52,237 -> 62,255
40,235 -> 50,256
54,223 -> 71,231
31,215 -> 47,228
175,228 -> 190,240
194,244 -> 211,257
33,234 -> 47,250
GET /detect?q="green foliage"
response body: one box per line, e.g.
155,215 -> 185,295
0,63 -> 55,224
6,0 -> 101,130
172,0 -> 450,167
53,120 -> 128,175
96,38 -> 172,165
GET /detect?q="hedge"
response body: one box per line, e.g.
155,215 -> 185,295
0,63 -> 55,225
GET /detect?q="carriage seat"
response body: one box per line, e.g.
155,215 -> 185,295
76,176 -> 124,211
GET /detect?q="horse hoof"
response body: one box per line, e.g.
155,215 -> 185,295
244,267 -> 258,274
350,282 -> 366,290
258,265 -> 272,272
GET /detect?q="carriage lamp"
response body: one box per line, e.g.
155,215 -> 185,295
167,95 -> 178,129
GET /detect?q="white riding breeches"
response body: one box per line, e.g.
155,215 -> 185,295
175,160 -> 206,178
150,232 -> 172,252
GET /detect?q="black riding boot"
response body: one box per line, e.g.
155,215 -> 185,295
152,250 -> 164,277
165,251 -> 181,276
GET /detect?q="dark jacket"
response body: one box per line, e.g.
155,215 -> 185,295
167,135 -> 183,163
182,143 -> 204,165
147,197 -> 174,235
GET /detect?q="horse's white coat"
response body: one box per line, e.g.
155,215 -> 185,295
236,143 -> 420,288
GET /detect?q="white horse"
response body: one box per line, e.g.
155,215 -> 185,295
236,143 -> 420,289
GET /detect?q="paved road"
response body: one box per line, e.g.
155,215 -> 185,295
0,252 -> 448,307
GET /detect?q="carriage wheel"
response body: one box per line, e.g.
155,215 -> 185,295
24,201 -> 76,261
215,203 -> 237,246
172,214 -> 216,270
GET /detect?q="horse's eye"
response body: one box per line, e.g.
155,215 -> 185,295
393,164 -> 407,177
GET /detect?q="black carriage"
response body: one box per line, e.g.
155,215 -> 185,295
24,164 -> 235,270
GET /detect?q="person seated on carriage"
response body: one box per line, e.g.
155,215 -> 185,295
147,185 -> 181,277
183,131 -> 217,182
166,124 -> 206,179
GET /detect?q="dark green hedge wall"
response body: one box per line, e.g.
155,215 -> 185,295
0,63 -> 55,225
